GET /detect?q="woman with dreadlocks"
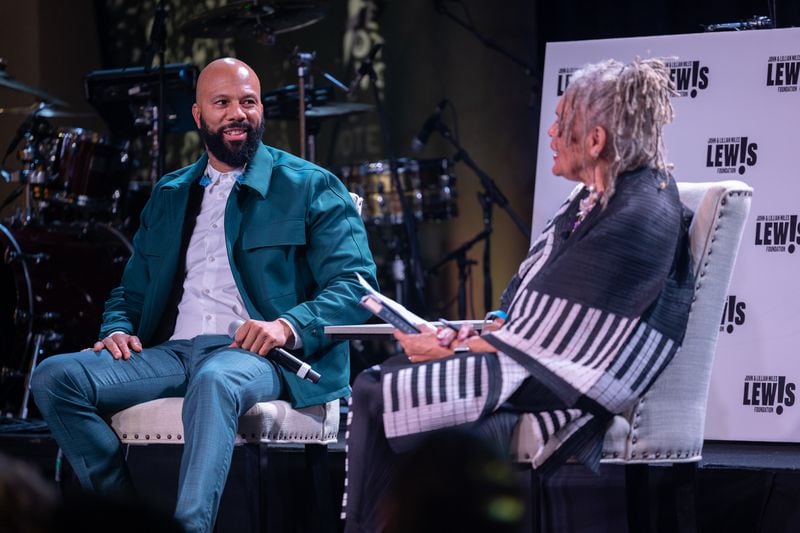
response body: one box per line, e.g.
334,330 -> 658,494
343,58 -> 695,532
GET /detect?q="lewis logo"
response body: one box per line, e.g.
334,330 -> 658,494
666,60 -> 709,98
705,137 -> 758,175
743,375 -> 796,415
766,54 -> 800,93
720,295 -> 746,334
556,67 -> 578,96
754,215 -> 800,254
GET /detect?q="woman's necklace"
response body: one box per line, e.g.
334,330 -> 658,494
572,186 -> 602,233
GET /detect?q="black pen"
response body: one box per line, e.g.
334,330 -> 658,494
437,318 -> 462,332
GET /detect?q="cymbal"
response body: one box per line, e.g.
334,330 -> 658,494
0,104 -> 94,119
305,102 -> 373,120
0,68 -> 68,107
181,0 -> 328,40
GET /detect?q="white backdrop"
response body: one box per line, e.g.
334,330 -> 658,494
533,28 -> 800,442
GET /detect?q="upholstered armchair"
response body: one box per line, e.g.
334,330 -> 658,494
512,180 -> 753,532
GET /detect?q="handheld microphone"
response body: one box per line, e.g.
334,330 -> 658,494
229,320 -> 322,384
410,98 -> 448,153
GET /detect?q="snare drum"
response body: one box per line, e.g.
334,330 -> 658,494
44,127 -> 131,213
0,222 -> 131,412
338,158 -> 457,225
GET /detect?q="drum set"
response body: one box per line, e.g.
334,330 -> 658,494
0,69 -> 138,416
0,1 -> 464,417
338,157 -> 457,226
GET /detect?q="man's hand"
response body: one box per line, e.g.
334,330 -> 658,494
230,319 -> 292,356
93,333 -> 143,360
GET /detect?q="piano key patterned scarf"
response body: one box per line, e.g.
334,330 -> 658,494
381,166 -> 695,474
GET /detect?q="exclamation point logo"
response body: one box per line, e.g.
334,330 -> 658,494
720,295 -> 746,333
705,136 -> 758,175
666,60 -> 710,98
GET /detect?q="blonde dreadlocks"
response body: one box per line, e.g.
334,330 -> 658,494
558,57 -> 678,203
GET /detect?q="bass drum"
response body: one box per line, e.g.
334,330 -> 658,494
0,222 -> 131,413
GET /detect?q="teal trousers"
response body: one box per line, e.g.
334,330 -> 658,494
31,334 -> 283,533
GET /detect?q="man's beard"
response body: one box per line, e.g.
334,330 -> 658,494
198,115 -> 265,168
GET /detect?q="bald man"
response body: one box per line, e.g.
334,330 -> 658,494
31,58 -> 378,533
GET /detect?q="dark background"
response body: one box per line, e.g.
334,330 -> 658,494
1,0 -> 797,319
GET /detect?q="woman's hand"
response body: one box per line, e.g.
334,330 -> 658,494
434,322 -> 479,347
394,327 -> 455,363
481,316 -> 506,334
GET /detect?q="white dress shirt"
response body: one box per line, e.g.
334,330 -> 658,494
171,164 -> 248,340
169,163 -> 300,347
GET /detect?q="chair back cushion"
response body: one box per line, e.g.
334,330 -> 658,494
600,180 -> 752,463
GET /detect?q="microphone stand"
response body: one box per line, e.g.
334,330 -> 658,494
360,50 -> 427,312
436,120 -> 530,240
430,120 -> 531,316
427,229 -> 488,319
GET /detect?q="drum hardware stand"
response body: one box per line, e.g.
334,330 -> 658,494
15,328 -> 62,420
133,103 -> 161,186
1,107 -> 52,224
356,44 -> 427,312
143,0 -> 169,179
392,252 -> 406,309
428,119 -> 531,315
17,331 -> 45,419
295,50 -> 314,161
290,49 -> 350,163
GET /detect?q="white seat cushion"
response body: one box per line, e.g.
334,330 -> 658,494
110,398 -> 340,446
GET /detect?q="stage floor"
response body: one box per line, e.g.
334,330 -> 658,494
1,422 -> 798,533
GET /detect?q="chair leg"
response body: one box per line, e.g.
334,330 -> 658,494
305,443 -> 336,533
522,467 -> 549,533
533,470 -> 546,533
626,463 -> 652,532
669,462 -> 698,533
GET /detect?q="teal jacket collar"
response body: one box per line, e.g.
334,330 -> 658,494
160,144 -> 274,198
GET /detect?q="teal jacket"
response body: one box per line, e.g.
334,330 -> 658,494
99,144 -> 378,408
